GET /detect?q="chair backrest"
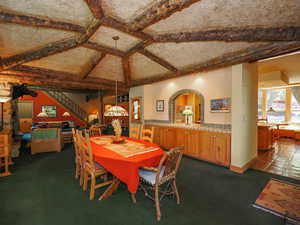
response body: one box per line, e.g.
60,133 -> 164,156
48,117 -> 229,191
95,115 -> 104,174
155,146 -> 184,185
141,126 -> 154,143
77,130 -> 95,171
130,126 -> 140,139
88,126 -> 101,137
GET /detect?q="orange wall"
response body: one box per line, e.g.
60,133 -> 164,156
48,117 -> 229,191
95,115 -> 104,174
19,91 -> 85,127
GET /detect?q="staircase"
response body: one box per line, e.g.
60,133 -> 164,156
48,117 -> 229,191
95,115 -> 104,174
45,90 -> 88,123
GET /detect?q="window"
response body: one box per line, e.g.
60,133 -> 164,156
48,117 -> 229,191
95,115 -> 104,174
291,92 -> 300,123
266,89 -> 286,123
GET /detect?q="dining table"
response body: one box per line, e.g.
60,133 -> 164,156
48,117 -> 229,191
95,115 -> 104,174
90,135 -> 164,202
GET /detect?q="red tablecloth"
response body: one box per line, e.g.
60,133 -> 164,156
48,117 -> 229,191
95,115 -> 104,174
91,136 -> 164,193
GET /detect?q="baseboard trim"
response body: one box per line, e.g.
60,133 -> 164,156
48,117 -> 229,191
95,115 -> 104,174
230,157 -> 257,174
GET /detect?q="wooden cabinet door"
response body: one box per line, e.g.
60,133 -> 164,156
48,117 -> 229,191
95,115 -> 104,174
183,130 -> 200,158
214,133 -> 230,166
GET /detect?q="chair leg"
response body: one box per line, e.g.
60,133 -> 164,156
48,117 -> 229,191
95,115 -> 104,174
75,163 -> 79,179
89,174 -> 96,200
0,156 -> 11,177
80,166 -> 84,186
172,179 -> 180,204
83,171 -> 88,192
155,185 -> 161,221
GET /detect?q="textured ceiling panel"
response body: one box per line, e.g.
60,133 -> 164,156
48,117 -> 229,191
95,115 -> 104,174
0,0 -> 93,27
144,0 -> 300,35
89,26 -> 141,52
89,55 -> 124,82
0,23 -> 75,58
146,42 -> 264,69
24,47 -> 100,75
102,0 -> 154,22
130,53 -> 170,80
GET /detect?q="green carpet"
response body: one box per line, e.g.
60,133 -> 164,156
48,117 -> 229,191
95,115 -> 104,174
0,145 -> 298,225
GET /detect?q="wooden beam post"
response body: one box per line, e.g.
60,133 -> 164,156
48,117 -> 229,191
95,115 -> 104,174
122,57 -> 131,85
153,27 -> 300,42
81,53 -> 106,79
138,49 -> 178,72
130,41 -> 300,86
0,18 -> 102,71
0,10 -> 85,33
84,0 -> 103,19
102,16 -> 153,40
129,0 -> 201,31
82,41 -> 125,57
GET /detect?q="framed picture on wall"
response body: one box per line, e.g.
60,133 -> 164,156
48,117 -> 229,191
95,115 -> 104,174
41,105 -> 57,117
156,100 -> 164,112
210,98 -> 231,113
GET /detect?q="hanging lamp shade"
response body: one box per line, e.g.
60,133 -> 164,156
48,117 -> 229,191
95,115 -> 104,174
104,106 -> 128,117
37,111 -> 48,117
62,111 -> 71,117
267,106 -> 276,113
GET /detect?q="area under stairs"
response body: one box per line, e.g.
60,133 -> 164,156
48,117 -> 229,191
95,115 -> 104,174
44,90 -> 88,123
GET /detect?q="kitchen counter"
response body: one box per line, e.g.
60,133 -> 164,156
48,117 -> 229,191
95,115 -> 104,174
144,122 -> 231,133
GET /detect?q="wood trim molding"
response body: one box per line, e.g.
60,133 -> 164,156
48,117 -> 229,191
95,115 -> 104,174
230,157 -> 257,174
0,10 -> 85,33
153,27 -> 300,42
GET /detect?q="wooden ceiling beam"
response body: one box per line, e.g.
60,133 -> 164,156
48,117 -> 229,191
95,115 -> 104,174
102,16 -> 153,40
0,72 -> 128,92
153,27 -> 300,42
0,10 -> 85,33
10,65 -> 127,88
84,0 -> 104,20
129,0 -> 201,31
138,49 -> 178,72
82,41 -> 125,57
125,40 -> 153,57
81,53 -> 106,79
131,41 -> 300,86
122,57 -> 131,85
0,18 -> 102,71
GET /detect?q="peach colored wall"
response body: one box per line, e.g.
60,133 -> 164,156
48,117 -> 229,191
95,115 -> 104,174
142,67 -> 232,124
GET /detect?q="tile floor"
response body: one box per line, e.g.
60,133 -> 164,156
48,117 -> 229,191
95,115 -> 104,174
252,139 -> 300,180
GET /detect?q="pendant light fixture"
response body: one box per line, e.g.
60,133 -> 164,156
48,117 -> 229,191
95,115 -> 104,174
104,36 -> 128,117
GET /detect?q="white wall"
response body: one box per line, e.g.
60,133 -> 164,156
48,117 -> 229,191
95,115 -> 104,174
142,68 -> 232,124
231,63 -> 258,168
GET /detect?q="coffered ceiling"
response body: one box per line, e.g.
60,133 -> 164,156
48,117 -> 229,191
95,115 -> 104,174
0,0 -> 299,92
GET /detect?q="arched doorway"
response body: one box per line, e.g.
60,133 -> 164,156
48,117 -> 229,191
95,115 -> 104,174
168,89 -> 204,123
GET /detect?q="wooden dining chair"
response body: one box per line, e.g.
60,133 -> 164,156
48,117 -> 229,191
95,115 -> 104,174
0,133 -> 11,177
141,126 -> 154,143
130,125 -> 141,139
77,130 -> 112,200
88,125 -> 101,137
72,128 -> 83,184
138,146 -> 184,221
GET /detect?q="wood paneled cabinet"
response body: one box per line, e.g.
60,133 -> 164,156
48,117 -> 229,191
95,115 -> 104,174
151,125 -> 231,167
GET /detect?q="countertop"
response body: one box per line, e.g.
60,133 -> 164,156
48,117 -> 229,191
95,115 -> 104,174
146,122 -> 231,133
